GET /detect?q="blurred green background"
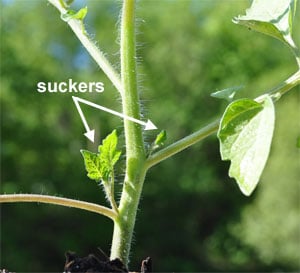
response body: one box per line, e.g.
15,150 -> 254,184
1,0 -> 299,271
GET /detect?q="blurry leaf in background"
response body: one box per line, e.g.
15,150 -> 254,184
297,136 -> 300,148
211,85 -> 244,101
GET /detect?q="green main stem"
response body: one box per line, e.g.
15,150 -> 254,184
110,0 -> 146,266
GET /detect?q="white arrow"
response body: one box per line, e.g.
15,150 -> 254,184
72,96 -> 157,142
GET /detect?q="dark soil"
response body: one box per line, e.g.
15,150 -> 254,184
1,251 -> 152,273
64,251 -> 152,273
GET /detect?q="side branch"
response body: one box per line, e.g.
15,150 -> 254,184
0,194 -> 117,220
268,70 -> 300,101
47,0 -> 123,94
146,119 -> 220,169
146,69 -> 300,170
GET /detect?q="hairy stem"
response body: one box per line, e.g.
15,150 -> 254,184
110,170 -> 119,214
110,0 -> 146,266
267,70 -> 300,101
0,194 -> 117,220
47,0 -> 123,94
146,119 -> 220,169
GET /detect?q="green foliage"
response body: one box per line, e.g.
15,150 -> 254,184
60,5 -> 88,35
218,96 -> 275,195
147,130 -> 167,156
210,85 -> 244,101
230,93 -> 300,267
221,0 -> 298,197
154,130 -> 167,147
1,0 -> 299,271
80,150 -> 101,181
81,130 -> 120,211
61,6 -> 88,22
233,0 -> 298,50
97,129 -> 122,181
81,130 -> 121,183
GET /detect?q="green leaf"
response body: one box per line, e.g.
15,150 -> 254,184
211,85 -> 244,102
218,96 -> 275,196
99,130 -> 121,172
61,6 -> 88,22
80,130 -> 121,183
80,150 -> 102,181
233,0 -> 297,49
154,130 -> 167,147
147,130 -> 167,156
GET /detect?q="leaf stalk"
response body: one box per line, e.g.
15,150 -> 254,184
146,119 -> 220,169
47,0 -> 123,94
267,70 -> 300,101
0,194 -> 117,220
